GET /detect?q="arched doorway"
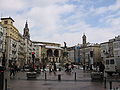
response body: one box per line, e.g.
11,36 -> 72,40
54,49 -> 59,57
47,49 -> 53,57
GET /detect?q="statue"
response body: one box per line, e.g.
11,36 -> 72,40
64,42 -> 67,48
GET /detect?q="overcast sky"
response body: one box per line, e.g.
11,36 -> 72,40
0,0 -> 120,46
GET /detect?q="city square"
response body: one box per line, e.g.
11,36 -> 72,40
0,0 -> 120,90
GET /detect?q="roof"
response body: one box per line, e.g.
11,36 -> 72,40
1,17 -> 14,22
34,43 -> 45,46
45,46 -> 63,50
32,41 -> 60,46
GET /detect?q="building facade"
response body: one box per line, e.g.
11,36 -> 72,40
1,17 -> 19,66
17,33 -> 26,67
113,36 -> 120,57
32,41 -> 63,64
100,35 -> 120,60
67,45 -> 81,63
0,24 -> 6,65
80,44 -> 101,65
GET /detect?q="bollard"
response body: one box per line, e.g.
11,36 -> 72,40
5,79 -> 7,90
75,72 -> 76,81
45,72 -> 47,80
109,81 -> 112,90
58,74 -> 61,81
104,77 -> 106,88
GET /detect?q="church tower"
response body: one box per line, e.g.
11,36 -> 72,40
82,34 -> 86,45
23,21 -> 30,39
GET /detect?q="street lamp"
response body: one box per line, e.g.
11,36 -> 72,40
83,47 -> 86,70
32,52 -> 35,71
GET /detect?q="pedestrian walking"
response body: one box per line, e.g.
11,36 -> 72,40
53,63 -> 57,72
53,63 -> 57,75
49,64 -> 52,73
10,63 -> 15,77
42,64 -> 46,72
99,62 -> 105,73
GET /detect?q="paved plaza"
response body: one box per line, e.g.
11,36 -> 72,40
4,69 -> 120,90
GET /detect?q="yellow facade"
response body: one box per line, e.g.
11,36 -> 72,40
1,17 -> 19,41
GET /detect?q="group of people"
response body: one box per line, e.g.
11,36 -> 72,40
65,63 -> 75,72
48,63 -> 57,73
83,62 -> 105,73
8,61 -> 105,78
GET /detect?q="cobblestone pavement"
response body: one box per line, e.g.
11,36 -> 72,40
4,69 -> 120,90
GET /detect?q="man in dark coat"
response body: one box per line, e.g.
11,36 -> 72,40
99,62 -> 105,73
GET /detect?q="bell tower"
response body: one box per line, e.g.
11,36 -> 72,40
23,21 -> 30,39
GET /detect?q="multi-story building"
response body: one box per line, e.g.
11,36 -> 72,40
112,36 -> 120,57
100,41 -> 114,60
79,34 -> 101,70
32,41 -> 63,64
0,24 -> 6,65
33,43 -> 44,61
67,45 -> 81,63
1,17 -> 19,66
17,33 -> 26,67
100,42 -> 109,59
100,36 -> 120,60
67,46 -> 75,63
80,44 -> 101,65
32,43 -> 45,67
0,17 -> 64,68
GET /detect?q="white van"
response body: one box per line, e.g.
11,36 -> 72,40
105,57 -> 120,76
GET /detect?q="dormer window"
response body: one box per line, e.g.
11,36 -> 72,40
4,21 -> 8,24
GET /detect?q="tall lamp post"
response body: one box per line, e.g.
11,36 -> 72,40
32,52 -> 35,71
83,47 -> 86,70
82,34 -> 86,71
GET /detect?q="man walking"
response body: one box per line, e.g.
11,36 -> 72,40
10,63 -> 15,77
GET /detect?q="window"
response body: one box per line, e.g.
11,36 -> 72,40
114,51 -> 119,55
4,21 -> 8,24
110,59 -> 114,64
0,32 -> 3,37
106,60 -> 109,65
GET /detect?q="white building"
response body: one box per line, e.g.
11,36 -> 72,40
100,42 -> 109,59
113,36 -> 120,57
100,35 -> 120,61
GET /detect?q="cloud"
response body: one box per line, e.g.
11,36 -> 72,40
25,4 -> 75,35
92,0 -> 120,14
0,0 -> 26,11
0,0 -> 120,46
